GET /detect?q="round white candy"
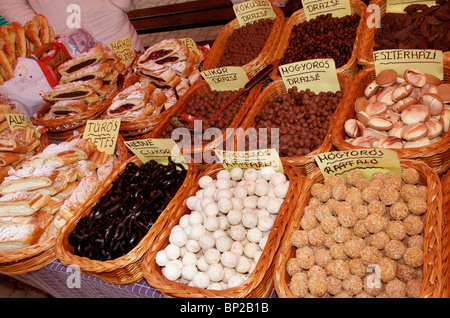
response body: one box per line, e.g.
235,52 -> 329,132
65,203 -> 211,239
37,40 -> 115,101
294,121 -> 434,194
235,256 -> 251,273
216,169 -> 231,180
243,196 -> 258,209
200,197 -> 215,210
215,235 -> 232,252
189,211 -> 204,225
257,196 -> 270,209
231,197 -> 244,211
230,224 -> 246,241
254,180 -> 270,197
227,274 -> 245,288
273,181 -> 289,199
257,214 -> 274,232
185,239 -> 201,253
241,210 -> 258,228
189,223 -> 206,240
221,251 -> 239,268
216,178 -> 231,190
204,248 -> 221,264
233,186 -> 247,198
227,209 -> 242,225
266,198 -> 282,214
270,173 -> 287,186
259,235 -> 268,250
199,175 -> 214,189
155,250 -> 169,267
202,184 -> 216,197
247,227 -> 262,243
181,264 -> 198,281
230,241 -> 244,256
217,197 -> 232,214
196,256 -> 209,272
182,251 -> 197,266
207,263 -> 225,282
244,180 -> 255,195
163,260 -> 181,281
198,233 -> 215,251
218,215 -> 230,231
204,202 -> 219,217
204,216 -> 220,232
214,188 -> 232,201
164,244 -> 180,260
179,214 -> 190,228
260,166 -> 276,181
244,168 -> 258,181
186,196 -> 197,210
243,242 -> 259,259
192,272 -> 210,289
230,167 -> 244,181
169,228 -> 188,247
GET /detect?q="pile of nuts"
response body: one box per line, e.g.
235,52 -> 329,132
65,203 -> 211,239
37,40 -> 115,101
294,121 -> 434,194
281,14 -> 360,69
344,68 -> 450,149
156,166 -> 289,290
250,87 -> 343,157
287,168 -> 426,298
218,18 -> 275,68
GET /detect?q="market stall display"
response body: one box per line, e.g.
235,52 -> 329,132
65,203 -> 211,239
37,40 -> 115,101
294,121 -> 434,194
331,65 -> 450,176
0,135 -> 128,275
270,0 -> 366,79
234,73 -> 350,176
203,5 -> 285,75
273,160 -> 443,298
32,45 -> 125,140
142,160 -> 303,298
55,156 -> 197,285
358,0 -> 449,66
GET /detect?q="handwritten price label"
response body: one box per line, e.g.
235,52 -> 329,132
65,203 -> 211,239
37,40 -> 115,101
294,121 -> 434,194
215,148 -> 283,173
233,0 -> 276,27
201,66 -> 249,91
83,118 -> 121,155
109,35 -> 135,65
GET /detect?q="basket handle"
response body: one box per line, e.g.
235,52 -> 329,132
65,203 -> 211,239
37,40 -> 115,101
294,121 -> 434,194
32,42 -> 60,59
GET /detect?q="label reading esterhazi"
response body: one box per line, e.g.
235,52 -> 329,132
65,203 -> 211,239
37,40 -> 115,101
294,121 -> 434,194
373,49 -> 443,80
215,148 -> 283,173
386,0 -> 436,13
233,0 -> 276,27
301,0 -> 352,20
124,138 -> 187,169
201,67 -> 249,91
278,58 -> 340,93
315,148 -> 402,179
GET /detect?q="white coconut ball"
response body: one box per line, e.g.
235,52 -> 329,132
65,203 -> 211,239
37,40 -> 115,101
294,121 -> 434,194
217,197 -> 232,214
182,251 -> 197,266
260,166 -> 276,181
244,168 -> 258,181
215,235 -> 232,252
207,263 -> 225,282
199,175 -> 214,189
204,202 -> 219,217
227,209 -> 242,225
164,244 -> 180,260
266,197 -> 283,214
198,233 -> 215,251
247,227 -> 263,243
254,180 -> 270,197
196,255 -> 209,272
155,250 -> 169,267
230,167 -> 244,181
235,256 -> 252,273
192,272 -> 210,289
230,224 -> 246,241
181,264 -> 198,281
243,242 -> 259,259
185,239 -> 201,253
227,274 -> 245,288
230,241 -> 244,256
188,211 -> 204,225
186,196 -> 197,211
163,260 -> 182,281
189,223 -> 206,240
169,228 -> 188,247
204,216 -> 220,232
216,169 -> 231,180
273,181 -> 289,199
221,251 -> 239,268
204,248 -> 221,264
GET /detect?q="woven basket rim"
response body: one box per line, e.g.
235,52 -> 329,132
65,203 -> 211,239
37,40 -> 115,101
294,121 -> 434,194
203,5 -> 285,76
141,159 -> 303,298
441,170 -> 450,298
0,134 -> 129,275
330,64 -> 450,175
273,158 -> 444,298
54,155 -> 198,284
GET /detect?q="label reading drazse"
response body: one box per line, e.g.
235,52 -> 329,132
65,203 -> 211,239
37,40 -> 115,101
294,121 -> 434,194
83,118 -> 121,155
373,49 -> 443,80
215,148 -> 283,173
200,67 -> 249,91
278,58 -> 340,93
386,0 -> 436,13
6,113 -> 40,138
109,35 -> 136,65
301,0 -> 352,21
179,38 -> 200,55
315,148 -> 402,179
233,0 -> 276,27
124,138 -> 187,169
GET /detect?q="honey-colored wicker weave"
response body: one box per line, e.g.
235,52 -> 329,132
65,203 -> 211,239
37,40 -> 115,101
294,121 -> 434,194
234,73 -> 351,177
441,170 -> 450,298
141,159 -> 303,298
149,78 -> 263,167
274,159 -> 444,298
0,134 -> 129,275
202,5 -> 285,76
357,0 -> 450,67
33,42 -> 71,72
55,155 -> 198,285
331,65 -> 450,176
270,0 -> 366,80
32,87 -> 119,140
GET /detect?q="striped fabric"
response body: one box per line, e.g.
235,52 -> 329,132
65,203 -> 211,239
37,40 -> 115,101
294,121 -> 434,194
0,15 -> 8,25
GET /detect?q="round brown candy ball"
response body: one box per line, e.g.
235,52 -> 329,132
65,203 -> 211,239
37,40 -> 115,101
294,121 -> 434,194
300,214 -> 318,231
314,248 -> 332,268
329,243 -> 348,260
321,215 -> 339,234
403,215 -> 424,236
402,168 -> 420,184
403,247 -> 423,268
361,245 -> 382,265
333,226 -> 352,243
337,208 -> 358,228
344,238 -> 365,259
385,240 -> 406,260
385,278 -> 407,298
332,183 -> 348,201
314,204 -> 332,222
286,257 -> 302,277
378,187 -> 400,206
407,235 -> 424,249
384,174 -> 402,191
406,279 -> 421,298
407,197 -> 427,216
291,230 -> 309,248
326,259 -> 350,280
364,214 -> 385,234
363,274 -> 383,297
378,257 -> 397,283
348,258 -> 366,277
385,221 -> 407,241
345,187 -> 363,207
362,186 -> 380,203
400,184 -> 419,203
368,200 -> 386,215
308,276 -> 328,297
326,276 -> 342,295
389,201 -> 409,221
289,272 -> 309,297
345,170 -> 365,186
296,246 -> 315,270
353,219 -> 370,238
396,265 -> 418,283
308,227 -> 325,246
367,231 -> 390,250
311,183 -> 332,202
342,275 -> 363,296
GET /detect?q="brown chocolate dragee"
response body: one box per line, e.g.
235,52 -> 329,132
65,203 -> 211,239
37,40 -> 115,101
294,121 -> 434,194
281,14 -> 359,69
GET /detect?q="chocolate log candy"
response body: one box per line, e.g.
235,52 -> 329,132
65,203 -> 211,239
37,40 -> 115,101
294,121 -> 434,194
68,159 -> 187,261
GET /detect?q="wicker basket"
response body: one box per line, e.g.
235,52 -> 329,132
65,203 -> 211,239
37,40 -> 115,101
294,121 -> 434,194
234,73 -> 351,177
270,0 -> 366,80
441,170 -> 450,298
149,78 -> 263,167
202,5 -> 285,76
55,156 -> 198,285
358,0 -> 450,67
32,42 -> 71,72
0,134 -> 129,275
331,64 -> 450,176
31,87 -> 119,140
141,159 -> 303,298
274,159 -> 444,298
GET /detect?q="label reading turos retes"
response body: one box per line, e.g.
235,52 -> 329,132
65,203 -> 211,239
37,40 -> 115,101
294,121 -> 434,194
83,118 -> 121,155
